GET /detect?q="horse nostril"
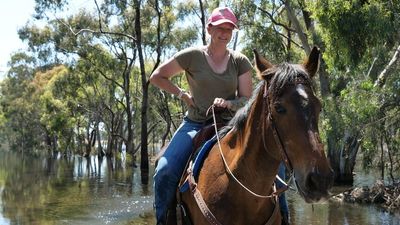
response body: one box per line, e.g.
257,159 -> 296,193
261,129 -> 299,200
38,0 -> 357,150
307,170 -> 334,191
306,172 -> 319,190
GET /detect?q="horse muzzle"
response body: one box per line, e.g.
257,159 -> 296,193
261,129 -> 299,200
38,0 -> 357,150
295,168 -> 334,203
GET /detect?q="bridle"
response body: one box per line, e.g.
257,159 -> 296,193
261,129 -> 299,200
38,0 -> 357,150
262,81 -> 294,174
260,75 -> 316,196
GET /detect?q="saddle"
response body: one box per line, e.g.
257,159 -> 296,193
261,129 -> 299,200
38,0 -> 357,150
193,105 -> 230,150
192,121 -> 225,150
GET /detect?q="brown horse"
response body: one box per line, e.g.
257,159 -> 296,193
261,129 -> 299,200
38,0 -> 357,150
176,47 -> 334,225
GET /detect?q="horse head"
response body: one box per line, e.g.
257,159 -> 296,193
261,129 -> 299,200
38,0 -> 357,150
254,47 -> 334,203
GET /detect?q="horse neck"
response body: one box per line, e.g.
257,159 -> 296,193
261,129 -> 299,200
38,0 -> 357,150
230,84 -> 281,190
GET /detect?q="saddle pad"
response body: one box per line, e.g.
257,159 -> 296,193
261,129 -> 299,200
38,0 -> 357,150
180,136 -> 217,193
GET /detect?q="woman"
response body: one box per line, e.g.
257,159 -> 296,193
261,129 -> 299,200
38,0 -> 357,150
150,7 -> 253,224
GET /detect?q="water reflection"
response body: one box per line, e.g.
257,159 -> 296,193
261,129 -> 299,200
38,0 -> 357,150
287,187 -> 399,225
0,151 -> 154,225
0,150 -> 398,225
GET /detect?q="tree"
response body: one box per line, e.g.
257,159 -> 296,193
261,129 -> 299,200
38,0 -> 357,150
0,53 -> 43,152
16,0 -> 199,184
310,0 -> 400,183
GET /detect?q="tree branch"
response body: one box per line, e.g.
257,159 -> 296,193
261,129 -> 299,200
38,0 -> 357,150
56,0 -> 137,42
282,0 -> 311,54
374,44 -> 400,87
257,6 -> 295,32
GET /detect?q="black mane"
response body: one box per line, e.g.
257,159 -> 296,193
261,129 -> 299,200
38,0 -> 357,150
219,63 -> 312,138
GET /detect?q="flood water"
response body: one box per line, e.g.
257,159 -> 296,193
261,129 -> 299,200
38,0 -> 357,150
0,150 -> 399,225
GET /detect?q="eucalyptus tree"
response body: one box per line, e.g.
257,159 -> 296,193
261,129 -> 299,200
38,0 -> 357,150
0,53 -> 43,152
27,1 -> 140,156
25,0 -> 202,183
31,65 -> 79,154
309,0 -> 400,183
16,13 -> 114,156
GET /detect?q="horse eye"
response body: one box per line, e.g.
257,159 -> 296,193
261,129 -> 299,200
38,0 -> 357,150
275,104 -> 286,114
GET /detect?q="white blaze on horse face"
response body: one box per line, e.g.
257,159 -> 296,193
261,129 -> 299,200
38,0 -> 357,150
296,85 -> 310,119
296,85 -> 308,98
296,86 -> 309,104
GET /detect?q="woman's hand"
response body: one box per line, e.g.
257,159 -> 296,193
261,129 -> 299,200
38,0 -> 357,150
213,98 -> 232,109
181,92 -> 195,107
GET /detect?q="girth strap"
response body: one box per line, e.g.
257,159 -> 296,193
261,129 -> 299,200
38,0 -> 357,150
187,161 -> 222,225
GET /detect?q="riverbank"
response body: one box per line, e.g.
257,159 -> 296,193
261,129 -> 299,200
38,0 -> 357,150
332,180 -> 400,214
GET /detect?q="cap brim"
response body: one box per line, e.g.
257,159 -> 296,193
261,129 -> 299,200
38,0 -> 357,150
209,19 -> 239,29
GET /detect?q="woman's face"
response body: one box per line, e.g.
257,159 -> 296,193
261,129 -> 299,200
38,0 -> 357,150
208,23 -> 235,45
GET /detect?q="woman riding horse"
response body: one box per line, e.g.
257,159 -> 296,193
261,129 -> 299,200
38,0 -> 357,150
179,47 -> 334,225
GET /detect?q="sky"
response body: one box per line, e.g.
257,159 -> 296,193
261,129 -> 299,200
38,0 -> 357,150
0,0 -> 36,78
0,0 -> 94,79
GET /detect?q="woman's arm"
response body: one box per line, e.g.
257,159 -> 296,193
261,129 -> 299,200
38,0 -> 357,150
149,58 -> 194,106
237,70 -> 252,99
213,70 -> 252,111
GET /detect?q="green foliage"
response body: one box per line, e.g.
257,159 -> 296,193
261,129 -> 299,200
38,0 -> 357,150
33,66 -> 76,141
306,0 -> 400,173
310,0 -> 398,67
238,1 -> 288,62
0,53 -> 42,151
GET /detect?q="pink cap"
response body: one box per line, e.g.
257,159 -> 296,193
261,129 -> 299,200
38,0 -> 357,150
207,7 -> 238,29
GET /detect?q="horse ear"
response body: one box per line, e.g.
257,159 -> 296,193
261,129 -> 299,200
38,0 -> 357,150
304,46 -> 321,78
253,49 -> 273,77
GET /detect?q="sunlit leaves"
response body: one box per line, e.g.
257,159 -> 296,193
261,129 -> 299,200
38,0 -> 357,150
310,0 -> 397,66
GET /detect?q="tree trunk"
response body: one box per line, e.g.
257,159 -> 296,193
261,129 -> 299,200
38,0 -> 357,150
84,120 -> 92,158
125,67 -> 134,157
380,134 -> 385,180
52,134 -> 58,155
96,121 -> 104,158
134,0 -> 149,184
384,130 -> 396,183
330,130 -> 361,184
284,0 -> 311,54
374,44 -> 400,87
199,0 -> 207,45
77,121 -> 83,155
159,94 -> 172,148
106,131 -> 114,157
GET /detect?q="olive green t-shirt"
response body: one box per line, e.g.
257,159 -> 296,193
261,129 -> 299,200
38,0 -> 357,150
174,46 -> 253,122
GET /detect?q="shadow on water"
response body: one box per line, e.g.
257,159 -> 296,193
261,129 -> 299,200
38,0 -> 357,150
0,150 -> 399,225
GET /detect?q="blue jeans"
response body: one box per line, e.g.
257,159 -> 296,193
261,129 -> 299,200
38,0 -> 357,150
277,163 -> 289,218
153,117 -> 203,224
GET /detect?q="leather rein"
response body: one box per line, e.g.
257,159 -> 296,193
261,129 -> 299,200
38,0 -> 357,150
186,81 -> 294,225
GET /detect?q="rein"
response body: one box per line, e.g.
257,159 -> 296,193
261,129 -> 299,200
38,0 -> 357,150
186,105 -> 281,225
210,105 -> 283,198
205,82 -> 295,197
